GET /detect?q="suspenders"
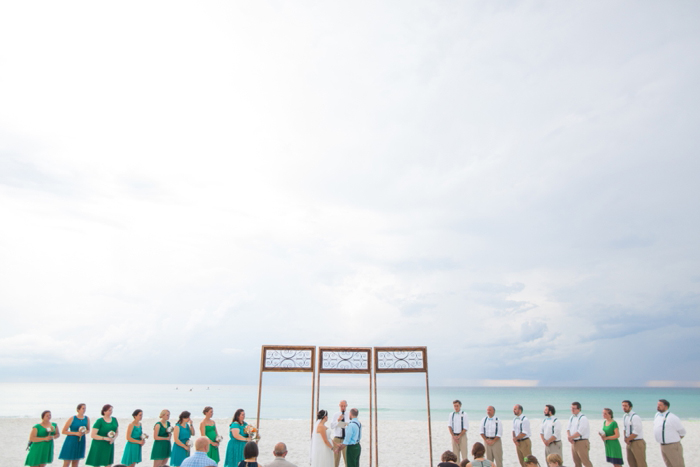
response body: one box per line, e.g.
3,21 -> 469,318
662,412 -> 669,444
483,417 -> 499,437
452,412 -> 464,433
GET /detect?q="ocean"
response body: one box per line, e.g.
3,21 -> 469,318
1,383 -> 698,421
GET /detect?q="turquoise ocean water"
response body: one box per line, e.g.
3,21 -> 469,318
1,383 -> 698,421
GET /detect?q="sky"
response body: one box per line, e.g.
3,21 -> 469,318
0,1 -> 699,387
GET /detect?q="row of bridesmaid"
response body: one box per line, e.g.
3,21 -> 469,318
26,404 -> 256,467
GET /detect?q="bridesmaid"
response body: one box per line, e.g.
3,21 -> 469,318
171,411 -> 194,467
122,409 -> 146,467
86,404 -> 119,467
26,410 -> 60,467
224,409 -> 249,467
59,403 -> 90,467
200,406 -> 221,464
150,410 -> 172,467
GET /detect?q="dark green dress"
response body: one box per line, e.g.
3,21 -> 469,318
86,417 -> 119,466
603,420 -> 623,465
25,423 -> 57,466
150,421 -> 171,461
205,423 -> 220,463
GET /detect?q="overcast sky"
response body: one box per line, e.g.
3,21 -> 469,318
1,1 -> 698,387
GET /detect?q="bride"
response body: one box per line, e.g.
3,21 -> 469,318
310,410 -> 334,467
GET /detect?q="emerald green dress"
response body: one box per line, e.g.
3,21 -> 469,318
150,421 -> 171,461
602,420 -> 623,465
86,417 -> 119,466
205,423 -> 220,463
25,423 -> 57,466
121,424 -> 143,465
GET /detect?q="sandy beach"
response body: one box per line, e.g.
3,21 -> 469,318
2,417 -> 695,466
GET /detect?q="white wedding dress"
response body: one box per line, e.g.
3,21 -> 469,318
310,420 -> 334,467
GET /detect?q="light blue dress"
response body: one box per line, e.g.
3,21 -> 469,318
170,423 -> 192,466
58,416 -> 89,460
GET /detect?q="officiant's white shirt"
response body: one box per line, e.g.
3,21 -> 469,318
331,411 -> 350,438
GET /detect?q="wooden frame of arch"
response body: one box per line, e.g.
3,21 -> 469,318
373,347 -> 432,467
256,345 -> 317,436
316,346 -> 374,467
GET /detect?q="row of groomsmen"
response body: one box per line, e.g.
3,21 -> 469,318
447,398 -> 686,467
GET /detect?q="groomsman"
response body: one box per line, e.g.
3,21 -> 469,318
540,404 -> 562,458
567,402 -> 592,467
479,406 -> 504,467
448,400 -> 469,462
331,400 -> 350,467
653,399 -> 686,467
622,400 -> 646,467
512,404 -> 531,467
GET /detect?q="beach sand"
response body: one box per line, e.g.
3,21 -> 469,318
2,417 -> 695,466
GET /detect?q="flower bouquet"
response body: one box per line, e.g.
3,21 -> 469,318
244,425 -> 259,441
166,426 -> 174,434
107,431 -> 116,439
186,439 -> 192,447
79,426 -> 87,435
141,433 -> 149,440
215,435 -> 224,442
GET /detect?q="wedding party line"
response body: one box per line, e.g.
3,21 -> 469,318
23,396 -> 688,467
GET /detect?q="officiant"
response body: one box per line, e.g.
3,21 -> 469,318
330,400 -> 350,467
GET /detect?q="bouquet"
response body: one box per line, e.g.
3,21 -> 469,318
107,431 -> 116,439
79,426 -> 87,435
185,439 -> 192,447
598,429 -> 606,437
141,433 -> 149,440
244,425 -> 259,440
215,435 -> 224,442
166,426 -> 174,433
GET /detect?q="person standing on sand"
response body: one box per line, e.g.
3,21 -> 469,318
479,406 -> 503,467
512,404 -> 532,467
566,402 -> 592,467
653,399 -> 686,467
334,408 -> 361,467
541,405 -> 562,458
330,401 -> 349,467
448,400 -> 469,462
621,400 -> 646,467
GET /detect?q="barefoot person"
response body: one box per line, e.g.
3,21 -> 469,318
622,400 -> 646,467
330,401 -> 349,467
334,408 -> 361,467
59,403 -> 90,467
448,400 -> 469,462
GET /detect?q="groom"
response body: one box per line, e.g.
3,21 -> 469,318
334,408 -> 361,467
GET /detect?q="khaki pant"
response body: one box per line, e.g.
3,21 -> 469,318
484,438 -> 502,467
515,438 -> 532,467
333,437 -> 347,467
451,434 -> 468,462
660,442 -> 685,467
626,439 -> 647,467
546,440 -> 562,458
571,439 -> 593,467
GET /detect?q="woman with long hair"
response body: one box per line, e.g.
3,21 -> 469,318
86,404 -> 119,467
200,406 -> 221,464
310,410 -> 333,467
26,410 -> 60,467
121,409 -> 146,467
171,411 -> 194,466
224,409 -> 250,467
59,403 -> 90,467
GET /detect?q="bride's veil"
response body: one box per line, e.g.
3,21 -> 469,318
310,418 -> 322,464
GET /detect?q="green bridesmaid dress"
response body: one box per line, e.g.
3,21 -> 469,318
603,420 -> 624,465
150,421 -> 171,461
121,424 -> 143,465
86,417 -> 119,466
205,424 -> 220,463
25,423 -> 57,466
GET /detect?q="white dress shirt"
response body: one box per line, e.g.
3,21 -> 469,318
330,411 -> 350,438
623,411 -> 644,440
541,416 -> 561,442
654,411 -> 686,444
448,411 -> 468,434
512,415 -> 531,439
479,417 -> 503,438
567,413 -> 590,440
